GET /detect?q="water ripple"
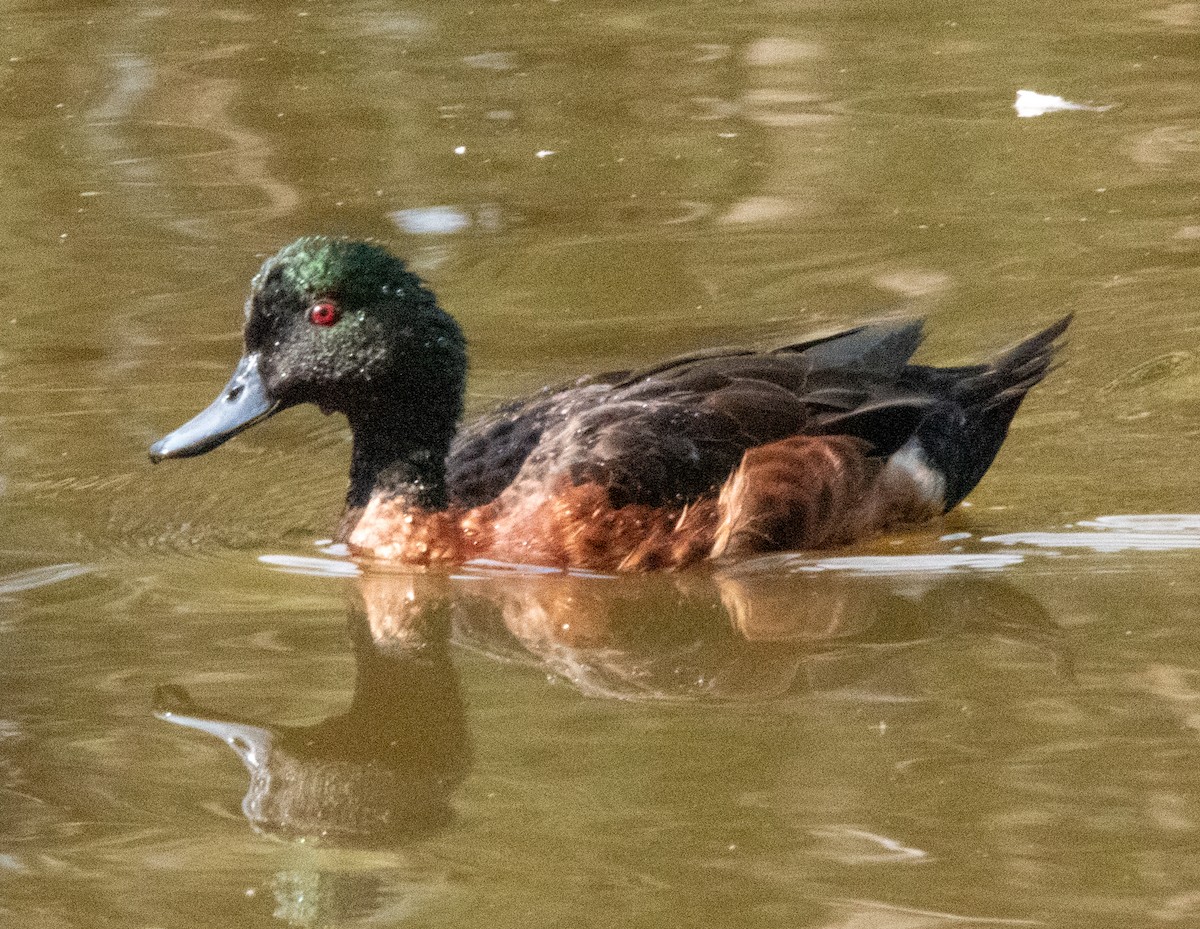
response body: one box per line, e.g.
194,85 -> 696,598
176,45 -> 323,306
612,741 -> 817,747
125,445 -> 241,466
257,554 -> 359,578
733,552 -> 1025,576
985,514 -> 1200,553
0,563 -> 93,596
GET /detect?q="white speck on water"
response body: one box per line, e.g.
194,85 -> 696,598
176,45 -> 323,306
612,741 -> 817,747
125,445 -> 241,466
1014,89 -> 1114,118
453,145 -> 466,155
535,149 -> 556,159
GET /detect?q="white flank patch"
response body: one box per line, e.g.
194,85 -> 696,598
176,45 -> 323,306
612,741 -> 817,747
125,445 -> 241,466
885,440 -> 947,509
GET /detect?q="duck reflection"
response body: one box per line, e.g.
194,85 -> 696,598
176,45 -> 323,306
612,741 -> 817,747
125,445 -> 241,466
154,574 -> 469,844
155,564 -> 1064,847
453,566 -> 1067,700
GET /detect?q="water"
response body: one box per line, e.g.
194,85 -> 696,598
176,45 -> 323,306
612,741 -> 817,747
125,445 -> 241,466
2,1 -> 1200,926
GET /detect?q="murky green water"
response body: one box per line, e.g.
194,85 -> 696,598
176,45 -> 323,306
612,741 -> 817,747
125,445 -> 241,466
3,1 -> 1200,926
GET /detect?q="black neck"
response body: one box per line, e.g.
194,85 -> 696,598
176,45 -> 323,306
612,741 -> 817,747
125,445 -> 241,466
346,409 -> 452,511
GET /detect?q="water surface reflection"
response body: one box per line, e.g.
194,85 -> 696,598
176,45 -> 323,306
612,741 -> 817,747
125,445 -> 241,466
156,567 -> 1062,851
5,1 -> 1198,924
155,590 -> 468,845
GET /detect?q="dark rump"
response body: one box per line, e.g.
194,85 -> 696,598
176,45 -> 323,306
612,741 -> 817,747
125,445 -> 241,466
905,314 -> 1071,510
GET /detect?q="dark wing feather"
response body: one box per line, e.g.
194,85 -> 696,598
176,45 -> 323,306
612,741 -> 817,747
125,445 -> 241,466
607,317 -> 923,386
445,314 -> 1068,514
786,318 -> 923,373
447,320 -> 932,509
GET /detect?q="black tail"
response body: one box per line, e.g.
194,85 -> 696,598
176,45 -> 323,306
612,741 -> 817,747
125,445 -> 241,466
907,315 -> 1071,510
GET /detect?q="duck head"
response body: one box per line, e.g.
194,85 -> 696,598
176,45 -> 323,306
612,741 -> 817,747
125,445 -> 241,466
150,237 -> 467,509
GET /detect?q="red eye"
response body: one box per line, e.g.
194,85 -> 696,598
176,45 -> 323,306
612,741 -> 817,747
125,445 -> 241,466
308,301 -> 339,327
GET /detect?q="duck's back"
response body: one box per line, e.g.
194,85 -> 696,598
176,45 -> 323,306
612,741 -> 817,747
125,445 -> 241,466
446,320 -> 939,509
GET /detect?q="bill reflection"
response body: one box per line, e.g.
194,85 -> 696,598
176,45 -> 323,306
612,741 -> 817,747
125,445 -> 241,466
155,565 -> 1065,849
155,574 -> 468,845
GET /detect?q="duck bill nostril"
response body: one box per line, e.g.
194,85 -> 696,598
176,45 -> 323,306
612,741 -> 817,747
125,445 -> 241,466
148,352 -> 281,461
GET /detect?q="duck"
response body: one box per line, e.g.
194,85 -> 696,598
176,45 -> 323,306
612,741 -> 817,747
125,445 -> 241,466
150,236 -> 1069,572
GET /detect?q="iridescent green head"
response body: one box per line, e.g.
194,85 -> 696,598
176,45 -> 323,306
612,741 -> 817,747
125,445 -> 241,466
150,237 -> 467,469
246,237 -> 465,417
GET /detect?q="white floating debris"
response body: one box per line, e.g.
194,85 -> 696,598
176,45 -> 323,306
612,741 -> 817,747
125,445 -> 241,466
535,149 -> 556,159
1014,89 -> 1114,118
